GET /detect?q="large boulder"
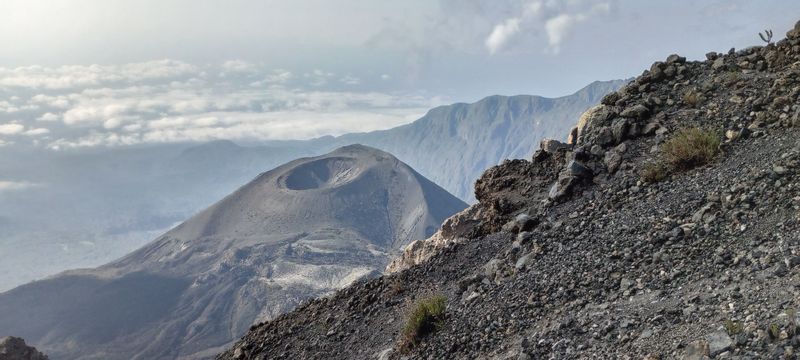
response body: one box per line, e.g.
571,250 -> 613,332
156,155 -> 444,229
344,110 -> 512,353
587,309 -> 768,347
0,337 -> 48,360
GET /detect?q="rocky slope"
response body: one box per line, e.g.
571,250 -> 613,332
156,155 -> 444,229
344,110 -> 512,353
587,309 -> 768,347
0,145 -> 466,359
219,22 -> 800,359
0,337 -> 48,360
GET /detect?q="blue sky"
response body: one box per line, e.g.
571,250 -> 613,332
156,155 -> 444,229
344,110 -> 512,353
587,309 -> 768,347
0,0 -> 796,148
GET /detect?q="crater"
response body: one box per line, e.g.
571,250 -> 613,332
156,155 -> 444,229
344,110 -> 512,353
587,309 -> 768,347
282,157 -> 362,190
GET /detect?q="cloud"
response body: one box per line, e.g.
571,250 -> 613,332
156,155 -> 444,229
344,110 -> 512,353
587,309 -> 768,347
485,18 -> 522,55
23,128 -> 49,136
339,75 -> 361,86
250,69 -> 293,86
0,60 -> 443,149
0,123 -> 24,135
0,180 -> 40,192
544,13 -> 586,53
37,112 -> 61,122
484,0 -> 612,55
0,60 -> 198,90
220,60 -> 258,74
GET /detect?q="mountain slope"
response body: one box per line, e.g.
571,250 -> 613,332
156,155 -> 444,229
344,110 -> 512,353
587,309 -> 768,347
0,145 -> 466,360
337,80 -> 628,201
0,80 -> 622,292
219,21 -> 800,360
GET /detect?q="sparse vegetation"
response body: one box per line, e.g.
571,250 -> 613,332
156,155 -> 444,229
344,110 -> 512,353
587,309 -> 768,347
640,162 -> 668,183
759,29 -> 774,44
724,319 -> 743,336
641,127 -> 721,183
399,294 -> 447,353
660,128 -> 721,170
682,89 -> 702,108
769,323 -> 781,340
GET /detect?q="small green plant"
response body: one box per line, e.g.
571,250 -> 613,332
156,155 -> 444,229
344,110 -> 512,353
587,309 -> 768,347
399,294 -> 447,352
640,162 -> 668,183
660,127 -> 721,171
769,323 -> 781,339
724,319 -> 743,335
682,90 -> 702,108
640,128 -> 721,183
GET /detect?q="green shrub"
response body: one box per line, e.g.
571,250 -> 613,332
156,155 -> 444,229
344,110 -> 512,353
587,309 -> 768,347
640,127 -> 720,183
640,162 -> 668,183
724,319 -> 743,335
660,127 -> 721,170
399,294 -> 447,352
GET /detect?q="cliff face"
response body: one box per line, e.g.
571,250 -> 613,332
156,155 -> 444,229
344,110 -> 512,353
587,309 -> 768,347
220,21 -> 800,359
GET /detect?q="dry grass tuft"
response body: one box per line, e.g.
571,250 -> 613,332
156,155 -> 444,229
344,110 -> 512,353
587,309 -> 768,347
640,127 -> 720,183
660,127 -> 721,170
399,294 -> 447,353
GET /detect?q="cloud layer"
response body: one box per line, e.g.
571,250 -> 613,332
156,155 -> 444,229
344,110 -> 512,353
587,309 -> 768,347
0,60 -> 443,149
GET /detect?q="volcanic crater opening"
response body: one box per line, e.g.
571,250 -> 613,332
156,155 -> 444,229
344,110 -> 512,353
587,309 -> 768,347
282,157 -> 362,190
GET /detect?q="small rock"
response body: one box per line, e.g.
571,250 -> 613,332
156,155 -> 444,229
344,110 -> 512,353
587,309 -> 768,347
620,104 -> 650,120
376,348 -> 393,360
706,331 -> 733,357
515,252 -> 536,270
566,160 -> 593,179
666,54 -> 686,64
685,340 -> 710,360
712,58 -> 726,71
540,138 -> 571,154
604,150 -> 623,174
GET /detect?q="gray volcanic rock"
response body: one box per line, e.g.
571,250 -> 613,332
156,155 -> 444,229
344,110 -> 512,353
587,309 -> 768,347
0,337 -> 48,360
0,145 -> 466,360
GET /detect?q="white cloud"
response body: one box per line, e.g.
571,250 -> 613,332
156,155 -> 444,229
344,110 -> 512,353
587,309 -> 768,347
0,60 -> 198,90
24,128 -> 50,136
339,75 -> 361,85
484,0 -> 612,55
544,13 -> 586,54
221,59 -> 257,74
37,112 -> 61,122
486,18 -> 521,55
0,123 -> 24,135
1,60 -> 443,149
0,180 -> 39,192
103,118 -> 122,129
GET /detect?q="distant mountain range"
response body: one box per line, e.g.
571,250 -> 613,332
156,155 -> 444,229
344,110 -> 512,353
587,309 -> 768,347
0,145 -> 466,359
0,79 -> 625,291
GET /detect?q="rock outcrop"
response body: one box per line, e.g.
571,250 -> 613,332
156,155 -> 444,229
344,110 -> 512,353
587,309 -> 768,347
219,20 -> 800,359
0,337 -> 47,360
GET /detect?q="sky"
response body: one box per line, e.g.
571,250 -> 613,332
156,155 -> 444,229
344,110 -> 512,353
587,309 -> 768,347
0,0 -> 797,149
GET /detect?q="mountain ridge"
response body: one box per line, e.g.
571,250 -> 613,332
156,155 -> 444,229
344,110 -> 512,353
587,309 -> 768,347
0,79 -> 625,292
